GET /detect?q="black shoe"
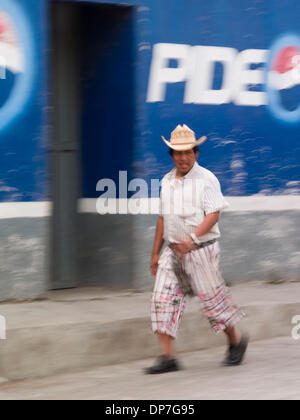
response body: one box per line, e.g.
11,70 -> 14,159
223,334 -> 249,366
144,355 -> 181,374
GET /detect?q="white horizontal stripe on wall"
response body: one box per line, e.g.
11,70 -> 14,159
0,202 -> 52,219
0,196 -> 300,218
78,196 -> 300,214
226,196 -> 300,211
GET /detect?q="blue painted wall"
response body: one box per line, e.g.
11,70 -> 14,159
1,0 -> 300,202
0,0 -> 48,202
79,0 -> 300,199
134,0 -> 300,197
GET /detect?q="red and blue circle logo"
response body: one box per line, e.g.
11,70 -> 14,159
266,34 -> 300,124
0,0 -> 34,134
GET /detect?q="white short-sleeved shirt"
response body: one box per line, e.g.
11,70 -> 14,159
159,162 -> 228,244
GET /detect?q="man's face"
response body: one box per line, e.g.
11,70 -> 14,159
171,149 -> 198,175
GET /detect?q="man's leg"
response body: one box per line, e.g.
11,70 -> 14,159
146,247 -> 185,374
157,332 -> 176,359
223,325 -> 249,366
186,242 -> 248,365
145,332 -> 180,374
224,325 -> 242,346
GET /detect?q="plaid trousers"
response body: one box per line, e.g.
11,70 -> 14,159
151,241 -> 245,338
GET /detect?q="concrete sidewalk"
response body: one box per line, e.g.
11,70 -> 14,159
0,337 -> 299,400
0,281 -> 299,381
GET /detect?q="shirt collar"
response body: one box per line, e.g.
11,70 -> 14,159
169,161 -> 199,186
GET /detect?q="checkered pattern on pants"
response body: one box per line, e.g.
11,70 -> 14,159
151,241 -> 245,339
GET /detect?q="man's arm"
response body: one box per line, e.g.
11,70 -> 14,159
193,211 -> 220,238
150,216 -> 164,276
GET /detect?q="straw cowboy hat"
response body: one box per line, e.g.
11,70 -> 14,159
162,124 -> 207,151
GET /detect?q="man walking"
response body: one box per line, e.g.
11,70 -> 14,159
146,124 -> 248,374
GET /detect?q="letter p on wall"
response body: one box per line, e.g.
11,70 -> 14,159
0,315 -> 6,339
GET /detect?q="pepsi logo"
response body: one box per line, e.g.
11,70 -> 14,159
0,0 -> 34,134
266,34 -> 300,123
0,11 -> 23,79
269,46 -> 300,91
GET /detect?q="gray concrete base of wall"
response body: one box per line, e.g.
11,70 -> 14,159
1,212 -> 300,301
0,282 -> 299,381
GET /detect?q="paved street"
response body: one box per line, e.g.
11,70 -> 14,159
0,336 -> 299,400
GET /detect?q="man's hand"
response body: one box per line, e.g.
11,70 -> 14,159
172,236 -> 197,256
150,216 -> 164,276
150,254 -> 160,276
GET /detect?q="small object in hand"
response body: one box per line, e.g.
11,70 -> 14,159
190,232 -> 201,246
